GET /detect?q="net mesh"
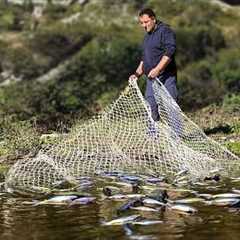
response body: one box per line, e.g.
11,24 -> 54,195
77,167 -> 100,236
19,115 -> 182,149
5,79 -> 240,193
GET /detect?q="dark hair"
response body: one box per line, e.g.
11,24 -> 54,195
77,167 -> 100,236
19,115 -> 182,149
139,8 -> 156,18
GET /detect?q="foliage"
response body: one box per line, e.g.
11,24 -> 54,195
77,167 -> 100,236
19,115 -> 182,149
0,117 -> 40,157
2,45 -> 45,79
178,59 -> 223,109
225,142 -> 240,156
222,94 -> 240,112
176,25 -> 225,68
29,22 -> 93,68
212,48 -> 240,92
0,0 -> 239,125
0,3 -> 31,31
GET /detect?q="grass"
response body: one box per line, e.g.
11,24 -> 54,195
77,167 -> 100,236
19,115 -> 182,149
225,142 -> 240,156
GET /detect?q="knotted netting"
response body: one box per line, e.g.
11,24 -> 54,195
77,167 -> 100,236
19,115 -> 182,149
5,79 -> 240,193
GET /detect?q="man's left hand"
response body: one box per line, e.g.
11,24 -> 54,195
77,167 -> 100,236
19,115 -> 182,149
148,67 -> 160,79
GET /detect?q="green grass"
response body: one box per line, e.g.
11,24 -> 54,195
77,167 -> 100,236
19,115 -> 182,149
225,142 -> 240,156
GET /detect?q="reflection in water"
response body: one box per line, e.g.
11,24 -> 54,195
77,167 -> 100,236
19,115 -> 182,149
1,179 -> 240,240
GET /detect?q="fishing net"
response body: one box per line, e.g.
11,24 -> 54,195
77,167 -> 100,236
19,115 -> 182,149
5,79 -> 240,193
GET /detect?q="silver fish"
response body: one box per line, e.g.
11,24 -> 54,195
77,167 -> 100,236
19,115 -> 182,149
174,198 -> 205,204
35,195 -> 78,205
108,194 -> 127,200
132,220 -> 163,225
146,177 -> 165,184
169,204 -> 198,214
196,193 -> 213,200
208,198 -> 240,207
103,215 -> 140,226
212,193 -> 240,199
130,206 -> 158,212
126,194 -> 146,198
69,197 -> 96,206
232,189 -> 240,194
108,194 -> 145,200
143,198 -> 165,206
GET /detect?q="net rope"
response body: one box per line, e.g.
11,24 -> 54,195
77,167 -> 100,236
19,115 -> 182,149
5,79 -> 240,193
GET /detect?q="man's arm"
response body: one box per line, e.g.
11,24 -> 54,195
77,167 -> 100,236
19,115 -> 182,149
148,26 -> 176,79
147,56 -> 171,79
129,61 -> 144,81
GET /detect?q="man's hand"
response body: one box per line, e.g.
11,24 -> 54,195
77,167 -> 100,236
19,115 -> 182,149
147,67 -> 160,79
128,74 -> 138,83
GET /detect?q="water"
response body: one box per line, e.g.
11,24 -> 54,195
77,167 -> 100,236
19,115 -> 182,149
1,177 -> 240,240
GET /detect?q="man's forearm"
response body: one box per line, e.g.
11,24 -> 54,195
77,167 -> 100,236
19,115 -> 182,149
155,56 -> 171,73
135,61 -> 144,78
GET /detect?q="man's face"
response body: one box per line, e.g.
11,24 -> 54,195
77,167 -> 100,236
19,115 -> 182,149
139,14 -> 156,33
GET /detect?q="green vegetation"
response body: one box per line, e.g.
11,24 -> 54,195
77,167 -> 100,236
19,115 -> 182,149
0,117 -> 41,158
225,142 -> 240,156
0,0 -> 239,161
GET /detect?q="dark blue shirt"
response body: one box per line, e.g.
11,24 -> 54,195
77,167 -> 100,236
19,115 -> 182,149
142,21 -> 177,78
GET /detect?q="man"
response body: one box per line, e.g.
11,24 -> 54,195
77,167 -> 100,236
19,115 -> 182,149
129,8 -> 178,122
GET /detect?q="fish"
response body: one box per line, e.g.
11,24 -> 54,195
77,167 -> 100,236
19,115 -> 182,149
108,194 -> 127,200
146,177 -> 165,184
196,193 -> 213,200
231,177 -> 240,182
35,195 -> 78,206
101,171 -> 124,177
119,175 -> 141,183
142,198 -> 165,206
132,220 -> 163,225
126,194 -> 146,199
108,194 -> 145,201
174,198 -> 205,204
102,186 -> 121,196
103,215 -> 140,226
169,204 -> 198,214
193,182 -> 209,186
208,198 -> 240,207
212,193 -> 240,199
118,199 -> 143,212
130,206 -> 158,212
232,189 -> 240,194
69,197 -> 96,206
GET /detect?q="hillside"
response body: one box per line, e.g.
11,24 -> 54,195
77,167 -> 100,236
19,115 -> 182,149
0,0 -> 239,160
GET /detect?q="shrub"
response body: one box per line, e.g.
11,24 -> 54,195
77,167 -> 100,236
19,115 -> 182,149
0,117 -> 40,157
176,26 -> 225,68
178,59 -> 223,109
222,94 -> 240,112
212,48 -> 240,92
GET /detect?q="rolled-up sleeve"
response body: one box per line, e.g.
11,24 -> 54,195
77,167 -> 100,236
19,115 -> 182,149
162,26 -> 176,58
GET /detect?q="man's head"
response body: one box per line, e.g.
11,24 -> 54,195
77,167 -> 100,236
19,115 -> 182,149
138,8 -> 156,33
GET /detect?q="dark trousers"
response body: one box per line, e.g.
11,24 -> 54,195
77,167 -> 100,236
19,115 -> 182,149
145,75 -> 178,121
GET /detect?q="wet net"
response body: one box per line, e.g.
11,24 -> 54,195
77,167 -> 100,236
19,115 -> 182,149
5,79 -> 240,193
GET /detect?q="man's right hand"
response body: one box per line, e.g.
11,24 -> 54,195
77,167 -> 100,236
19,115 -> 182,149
128,74 -> 138,83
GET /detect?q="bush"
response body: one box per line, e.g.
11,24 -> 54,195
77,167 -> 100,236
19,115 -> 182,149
178,59 -> 223,109
222,94 -> 240,112
212,48 -> 240,92
29,22 -> 93,68
55,37 -> 141,113
2,46 -> 45,79
0,117 -> 40,157
176,26 -> 225,68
